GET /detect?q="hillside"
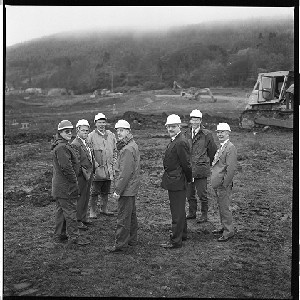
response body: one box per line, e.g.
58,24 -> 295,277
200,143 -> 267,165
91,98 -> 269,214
6,16 -> 294,94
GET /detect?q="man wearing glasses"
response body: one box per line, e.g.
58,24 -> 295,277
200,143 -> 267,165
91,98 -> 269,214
185,109 -> 217,223
51,120 -> 90,246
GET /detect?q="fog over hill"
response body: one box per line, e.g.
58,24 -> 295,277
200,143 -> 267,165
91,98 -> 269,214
6,16 -> 294,94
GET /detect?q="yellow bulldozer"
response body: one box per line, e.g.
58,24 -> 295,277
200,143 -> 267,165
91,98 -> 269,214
240,71 -> 294,129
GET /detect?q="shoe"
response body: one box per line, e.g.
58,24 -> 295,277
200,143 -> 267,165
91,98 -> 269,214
197,215 -> 208,223
75,238 -> 91,246
68,237 -> 90,246
105,246 -> 125,253
186,214 -> 196,220
82,220 -> 93,226
77,222 -> 88,230
170,233 -> 188,243
53,234 -> 68,243
212,228 -> 224,235
100,211 -> 114,216
217,234 -> 234,242
160,242 -> 182,249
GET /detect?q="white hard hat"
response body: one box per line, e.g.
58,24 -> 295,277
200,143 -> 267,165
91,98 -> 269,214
165,114 -> 181,126
216,123 -> 231,131
190,109 -> 202,118
76,119 -> 90,128
58,120 -> 73,131
115,119 -> 131,129
94,113 -> 106,122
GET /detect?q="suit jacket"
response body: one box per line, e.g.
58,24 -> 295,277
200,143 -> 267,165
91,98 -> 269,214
211,140 -> 237,189
184,126 -> 217,178
161,132 -> 192,191
71,137 -> 94,181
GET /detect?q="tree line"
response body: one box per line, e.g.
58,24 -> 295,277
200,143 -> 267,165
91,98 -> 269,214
6,16 -> 294,94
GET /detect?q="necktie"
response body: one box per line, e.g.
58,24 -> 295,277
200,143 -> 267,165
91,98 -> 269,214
192,129 -> 196,139
213,143 -> 222,165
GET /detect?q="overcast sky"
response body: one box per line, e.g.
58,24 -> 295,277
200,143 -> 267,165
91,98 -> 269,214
5,6 -> 294,46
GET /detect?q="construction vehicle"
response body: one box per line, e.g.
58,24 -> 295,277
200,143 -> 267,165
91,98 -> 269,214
240,71 -> 294,129
172,81 -> 216,102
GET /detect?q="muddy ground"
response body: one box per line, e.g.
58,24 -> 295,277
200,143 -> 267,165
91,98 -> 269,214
3,120 -> 294,298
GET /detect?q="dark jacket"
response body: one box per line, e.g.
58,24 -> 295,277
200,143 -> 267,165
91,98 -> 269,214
184,126 -> 217,178
115,135 -> 140,196
161,132 -> 192,191
71,136 -> 95,181
51,134 -> 80,199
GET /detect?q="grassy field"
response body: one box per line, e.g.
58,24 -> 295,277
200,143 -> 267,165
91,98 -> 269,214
3,88 -> 294,298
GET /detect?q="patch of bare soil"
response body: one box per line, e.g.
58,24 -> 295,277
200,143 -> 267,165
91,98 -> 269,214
3,128 -> 293,298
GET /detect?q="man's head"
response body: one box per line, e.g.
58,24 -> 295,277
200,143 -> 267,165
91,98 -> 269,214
189,109 -> 202,130
115,119 -> 131,140
94,113 -> 107,132
216,123 -> 231,142
165,114 -> 181,138
76,119 -> 90,140
57,120 -> 73,141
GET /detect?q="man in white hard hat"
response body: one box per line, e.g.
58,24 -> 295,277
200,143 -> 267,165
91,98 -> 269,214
51,120 -> 90,246
106,120 -> 140,253
87,113 -> 117,217
71,119 -> 95,231
211,123 -> 237,242
160,114 -> 192,249
185,109 -> 217,223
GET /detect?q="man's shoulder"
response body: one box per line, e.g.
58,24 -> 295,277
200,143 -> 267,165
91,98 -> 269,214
106,130 -> 116,137
88,130 -> 96,137
71,137 -> 81,145
176,133 -> 189,145
225,141 -> 236,151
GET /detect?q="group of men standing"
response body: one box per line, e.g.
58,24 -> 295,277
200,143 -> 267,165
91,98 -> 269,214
160,110 -> 237,249
51,114 -> 140,252
51,108 -> 237,252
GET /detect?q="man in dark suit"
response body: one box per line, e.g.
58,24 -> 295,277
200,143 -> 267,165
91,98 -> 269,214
160,114 -> 193,249
72,119 -> 95,231
211,123 -> 237,242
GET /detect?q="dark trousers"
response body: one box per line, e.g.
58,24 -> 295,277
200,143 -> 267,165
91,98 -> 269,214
168,190 -> 187,246
54,197 -> 79,240
77,175 -> 92,222
187,177 -> 208,216
115,196 -> 138,249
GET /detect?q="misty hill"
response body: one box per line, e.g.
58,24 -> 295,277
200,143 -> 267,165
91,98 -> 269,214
6,16 -> 294,94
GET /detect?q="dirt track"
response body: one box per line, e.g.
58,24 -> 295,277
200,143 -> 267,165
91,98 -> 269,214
3,126 -> 293,298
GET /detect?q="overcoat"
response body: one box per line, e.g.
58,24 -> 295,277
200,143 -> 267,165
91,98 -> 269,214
161,132 -> 192,191
51,134 -> 80,199
87,129 -> 117,181
184,126 -> 217,178
114,138 -> 140,196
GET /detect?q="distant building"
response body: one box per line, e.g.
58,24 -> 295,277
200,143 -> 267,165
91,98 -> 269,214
47,88 -> 68,96
25,88 -> 43,94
